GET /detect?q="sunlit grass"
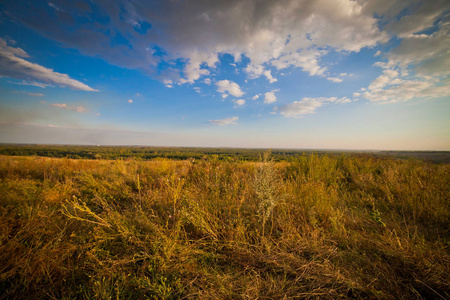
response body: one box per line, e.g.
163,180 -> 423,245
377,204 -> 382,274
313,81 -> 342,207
0,153 -> 449,299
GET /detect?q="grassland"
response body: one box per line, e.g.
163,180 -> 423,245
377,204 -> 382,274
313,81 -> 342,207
2,144 -> 450,164
0,152 -> 449,299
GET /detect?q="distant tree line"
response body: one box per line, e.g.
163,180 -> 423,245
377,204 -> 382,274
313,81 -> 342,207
0,144 -> 338,162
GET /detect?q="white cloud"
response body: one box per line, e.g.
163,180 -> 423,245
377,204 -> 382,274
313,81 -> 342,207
264,89 -> 279,104
279,98 -> 323,117
245,63 -> 265,79
6,0 -> 449,112
234,99 -> 245,106
363,77 -> 450,103
209,116 -> 238,126
128,99 -> 133,103
252,94 -> 260,101
7,0 -> 392,85
263,70 -> 277,83
0,38 -> 98,91
369,69 -> 399,90
361,17 -> 450,104
327,77 -> 343,83
360,11 -> 450,105
279,96 -> 350,117
271,50 -> 328,77
180,51 -> 218,83
216,80 -> 244,97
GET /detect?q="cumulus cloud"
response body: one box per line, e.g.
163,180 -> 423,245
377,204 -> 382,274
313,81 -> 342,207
216,80 -> 244,97
209,116 -> 238,126
264,89 -> 279,104
363,77 -> 450,103
279,96 -> 350,117
4,0 -> 391,85
271,50 -> 328,77
4,0 -> 449,109
368,69 -> 400,90
361,15 -> 450,103
0,38 -> 98,91
279,98 -> 324,117
252,94 -> 260,101
263,70 -> 277,83
234,99 -> 245,106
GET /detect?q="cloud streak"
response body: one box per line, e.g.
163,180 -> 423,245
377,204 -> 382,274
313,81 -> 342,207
0,38 -> 97,91
279,97 -> 350,117
209,116 -> 238,126
41,101 -> 89,113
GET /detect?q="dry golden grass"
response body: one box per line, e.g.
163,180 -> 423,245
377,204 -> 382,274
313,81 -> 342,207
0,153 -> 449,299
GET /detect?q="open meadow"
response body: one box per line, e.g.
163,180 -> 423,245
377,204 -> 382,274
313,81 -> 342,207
0,152 -> 449,299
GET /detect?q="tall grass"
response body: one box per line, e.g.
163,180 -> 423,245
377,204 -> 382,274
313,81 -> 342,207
0,154 -> 449,299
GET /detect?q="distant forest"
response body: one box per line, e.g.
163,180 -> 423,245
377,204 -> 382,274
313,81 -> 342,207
0,144 -> 449,163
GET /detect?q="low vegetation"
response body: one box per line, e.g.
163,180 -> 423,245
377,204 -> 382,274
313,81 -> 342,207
0,152 -> 449,299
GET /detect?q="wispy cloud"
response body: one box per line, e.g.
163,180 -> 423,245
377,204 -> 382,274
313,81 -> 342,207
40,101 -> 89,113
13,90 -> 45,96
209,116 -> 238,126
48,2 -> 62,12
8,80 -> 53,88
279,97 -> 350,118
26,92 -> 44,97
0,38 -> 97,91
327,77 -> 343,83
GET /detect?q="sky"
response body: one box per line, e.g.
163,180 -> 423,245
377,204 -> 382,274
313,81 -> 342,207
0,0 -> 449,150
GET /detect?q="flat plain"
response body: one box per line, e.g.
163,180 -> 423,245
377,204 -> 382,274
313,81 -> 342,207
0,147 -> 449,299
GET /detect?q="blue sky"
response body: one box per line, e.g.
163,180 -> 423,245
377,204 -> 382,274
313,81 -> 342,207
0,0 -> 449,150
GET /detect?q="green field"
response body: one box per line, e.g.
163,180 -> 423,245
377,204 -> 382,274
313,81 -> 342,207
0,151 -> 449,299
